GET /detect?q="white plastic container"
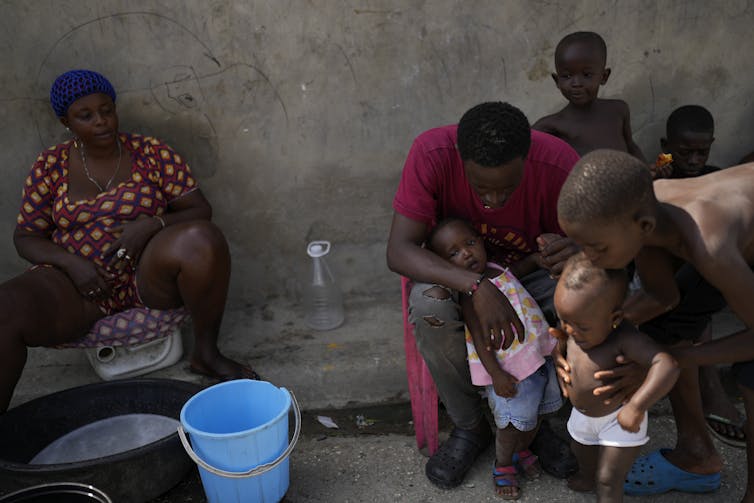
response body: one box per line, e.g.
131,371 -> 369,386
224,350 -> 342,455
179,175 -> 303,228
305,240 -> 345,330
85,329 -> 183,381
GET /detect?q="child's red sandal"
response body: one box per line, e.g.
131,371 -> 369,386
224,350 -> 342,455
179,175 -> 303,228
493,463 -> 521,500
514,449 -> 543,479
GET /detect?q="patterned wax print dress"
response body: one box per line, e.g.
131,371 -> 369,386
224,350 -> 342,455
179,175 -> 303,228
16,133 -> 198,315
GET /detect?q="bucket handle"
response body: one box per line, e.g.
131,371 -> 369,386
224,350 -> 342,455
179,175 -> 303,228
177,388 -> 301,479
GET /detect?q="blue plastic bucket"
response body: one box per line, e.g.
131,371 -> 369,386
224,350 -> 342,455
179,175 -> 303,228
178,380 -> 301,503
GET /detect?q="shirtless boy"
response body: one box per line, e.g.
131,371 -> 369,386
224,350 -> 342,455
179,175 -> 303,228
533,31 -> 646,161
557,149 -> 754,500
652,105 -> 717,179
554,253 -> 679,502
650,104 -> 746,448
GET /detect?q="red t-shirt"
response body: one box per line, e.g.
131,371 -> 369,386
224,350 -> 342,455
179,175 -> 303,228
393,126 -> 579,266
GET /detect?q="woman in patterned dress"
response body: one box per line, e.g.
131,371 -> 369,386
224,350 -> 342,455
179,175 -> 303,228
1,69 -> 257,411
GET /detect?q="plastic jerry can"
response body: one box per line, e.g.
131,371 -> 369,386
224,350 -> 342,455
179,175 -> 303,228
85,329 -> 183,381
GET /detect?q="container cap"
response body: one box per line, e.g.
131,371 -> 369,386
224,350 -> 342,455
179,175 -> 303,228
307,240 -> 331,258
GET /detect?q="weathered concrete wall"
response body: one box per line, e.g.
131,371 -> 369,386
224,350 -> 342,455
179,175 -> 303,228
2,0 -> 753,306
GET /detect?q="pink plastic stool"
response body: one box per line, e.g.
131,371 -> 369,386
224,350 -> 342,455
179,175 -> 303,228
401,276 -> 439,455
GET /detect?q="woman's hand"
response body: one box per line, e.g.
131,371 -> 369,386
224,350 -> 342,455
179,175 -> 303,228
471,280 -> 525,351
104,216 -> 162,267
592,354 -> 646,405
63,255 -> 115,301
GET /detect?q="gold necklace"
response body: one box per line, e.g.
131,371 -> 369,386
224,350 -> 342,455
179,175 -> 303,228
77,137 -> 122,192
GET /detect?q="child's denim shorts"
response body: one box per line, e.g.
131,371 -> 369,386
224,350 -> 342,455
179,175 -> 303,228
484,357 -> 562,431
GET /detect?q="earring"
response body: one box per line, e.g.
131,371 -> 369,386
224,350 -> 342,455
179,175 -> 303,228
612,322 -> 618,329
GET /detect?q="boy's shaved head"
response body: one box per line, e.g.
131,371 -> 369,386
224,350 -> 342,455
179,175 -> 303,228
560,252 -> 628,303
558,149 -> 655,223
561,253 -> 628,292
666,105 -> 714,140
555,31 -> 607,65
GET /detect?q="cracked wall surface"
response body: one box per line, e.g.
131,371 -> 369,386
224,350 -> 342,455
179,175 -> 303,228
1,0 -> 753,305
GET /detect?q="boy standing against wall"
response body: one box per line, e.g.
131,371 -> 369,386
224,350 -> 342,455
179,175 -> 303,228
533,31 -> 646,161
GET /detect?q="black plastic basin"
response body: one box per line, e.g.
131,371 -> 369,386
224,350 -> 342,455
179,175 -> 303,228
0,379 -> 203,502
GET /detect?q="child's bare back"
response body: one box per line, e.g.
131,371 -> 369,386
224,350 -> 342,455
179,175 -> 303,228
654,163 -> 754,266
534,98 -> 632,157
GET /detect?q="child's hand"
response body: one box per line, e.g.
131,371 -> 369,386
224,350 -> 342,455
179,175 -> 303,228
617,402 -> 644,433
492,372 -> 518,398
649,153 -> 673,179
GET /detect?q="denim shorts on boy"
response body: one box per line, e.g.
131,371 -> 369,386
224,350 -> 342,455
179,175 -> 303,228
567,406 -> 649,448
484,357 -> 562,431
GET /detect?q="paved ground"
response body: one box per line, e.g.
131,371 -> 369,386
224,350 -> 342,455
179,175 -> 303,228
7,296 -> 751,502
154,398 -> 749,502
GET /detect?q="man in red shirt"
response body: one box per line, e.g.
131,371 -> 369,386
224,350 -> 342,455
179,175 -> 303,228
387,102 -> 580,488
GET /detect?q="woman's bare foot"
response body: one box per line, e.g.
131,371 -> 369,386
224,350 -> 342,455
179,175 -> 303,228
567,471 -> 595,492
189,353 -> 260,381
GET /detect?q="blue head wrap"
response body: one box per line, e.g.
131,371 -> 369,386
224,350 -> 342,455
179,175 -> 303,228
49,69 -> 117,117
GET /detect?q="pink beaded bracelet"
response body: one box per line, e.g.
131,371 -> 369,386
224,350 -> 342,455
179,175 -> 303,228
465,274 -> 486,297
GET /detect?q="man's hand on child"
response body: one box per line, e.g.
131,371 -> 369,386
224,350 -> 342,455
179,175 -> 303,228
492,372 -> 519,398
472,280 -> 525,351
617,402 -> 644,433
592,354 -> 646,405
537,234 -> 579,277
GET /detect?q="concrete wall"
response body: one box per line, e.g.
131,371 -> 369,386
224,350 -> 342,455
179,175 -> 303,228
2,0 -> 753,306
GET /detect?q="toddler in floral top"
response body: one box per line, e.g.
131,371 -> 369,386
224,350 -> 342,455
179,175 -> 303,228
427,218 -> 560,500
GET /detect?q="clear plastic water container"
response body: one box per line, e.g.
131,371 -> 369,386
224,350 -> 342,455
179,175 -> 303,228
305,240 -> 344,330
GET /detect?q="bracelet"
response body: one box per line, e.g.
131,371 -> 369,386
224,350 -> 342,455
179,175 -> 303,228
154,215 -> 166,229
465,273 -> 486,297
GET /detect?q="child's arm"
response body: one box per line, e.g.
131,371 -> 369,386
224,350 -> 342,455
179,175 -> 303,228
462,300 -> 518,397
672,253 -> 754,367
532,114 -> 560,136
622,246 -> 681,325
621,101 -> 647,163
615,327 -> 680,432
